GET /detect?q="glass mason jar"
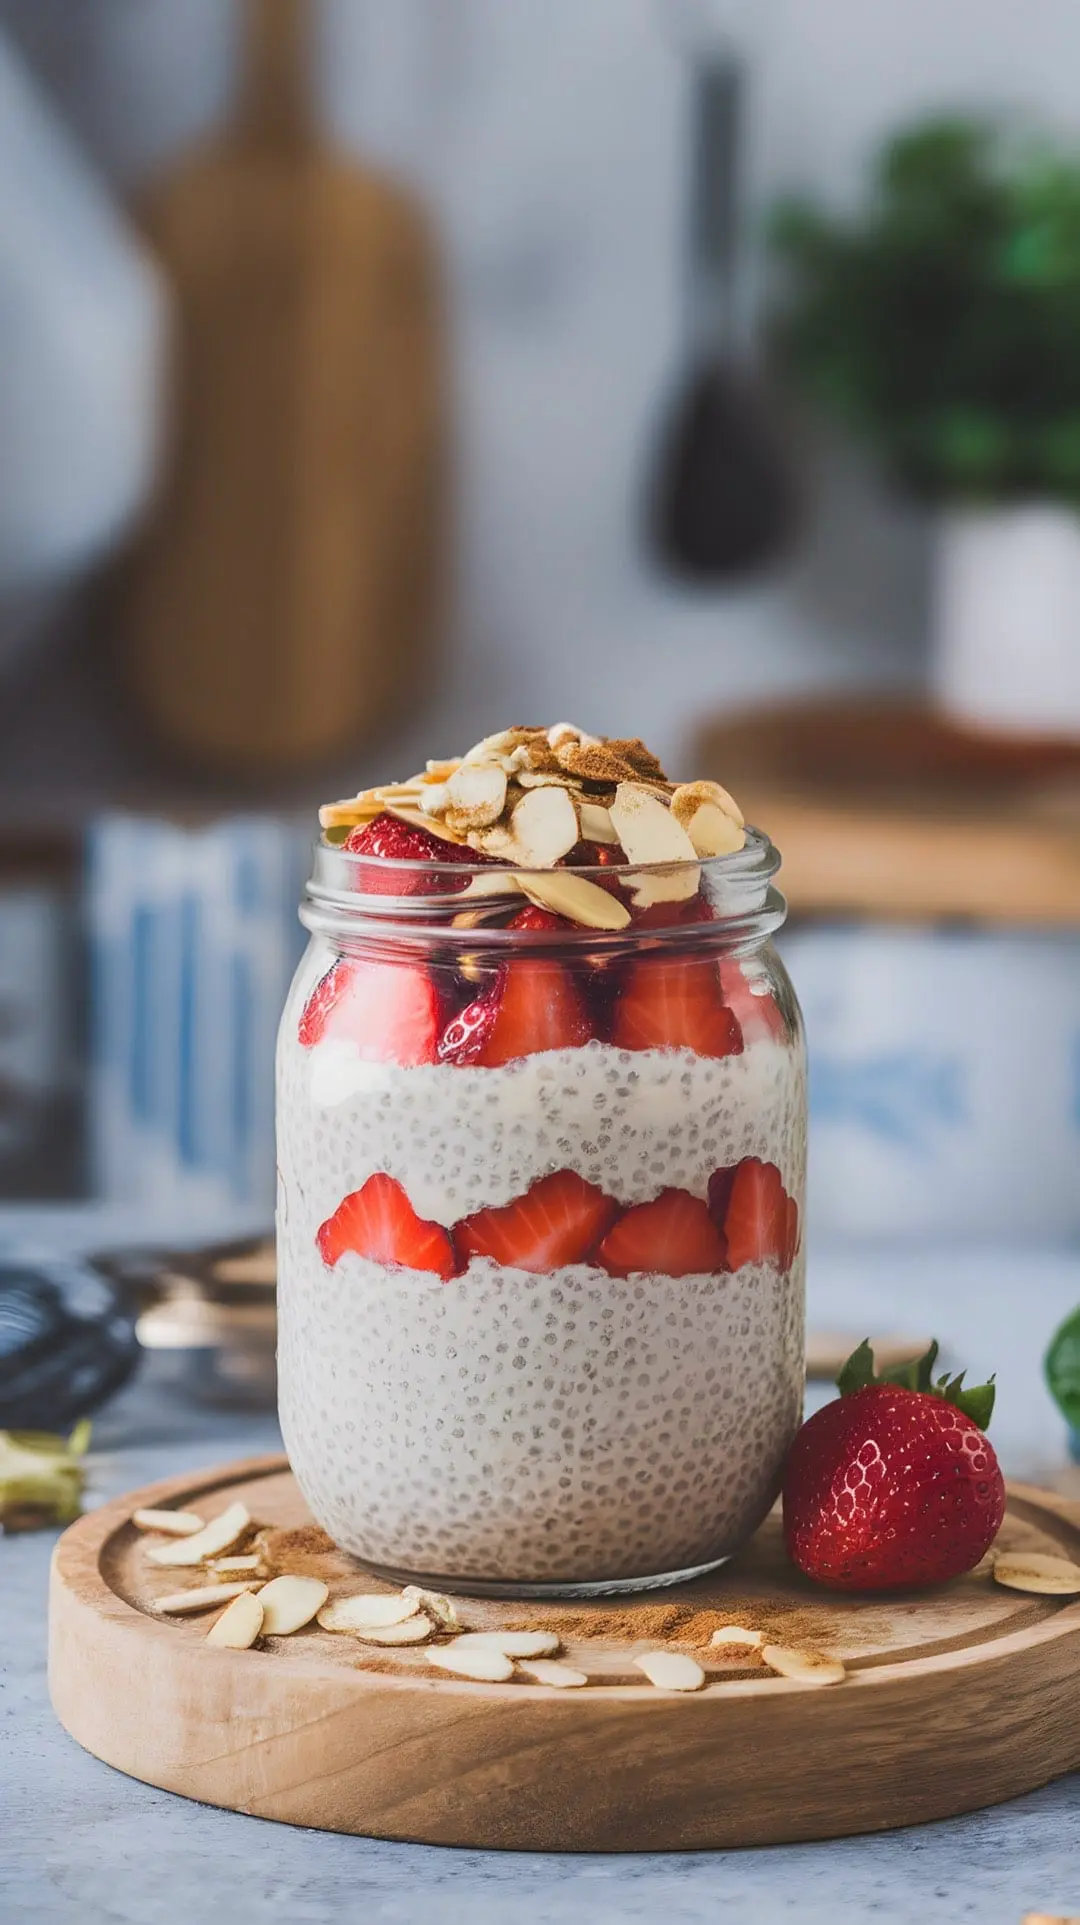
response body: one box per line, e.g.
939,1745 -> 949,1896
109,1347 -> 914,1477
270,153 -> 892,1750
276,830 -> 806,1597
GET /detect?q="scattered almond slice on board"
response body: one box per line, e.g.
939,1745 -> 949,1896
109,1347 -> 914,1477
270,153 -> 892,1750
153,1581 -> 257,1615
356,1615 -> 434,1646
762,1645 -> 846,1686
132,1508 -> 205,1537
208,1554 -> 264,1578
517,870 -> 631,929
518,1660 -> 589,1688
427,1643 -> 516,1682
400,1586 -> 460,1630
257,1575 -> 329,1635
145,1501 -> 251,1567
633,1651 -> 706,1692
450,1630 -> 561,1658
317,1593 -> 419,1633
993,1552 -> 1080,1595
207,1590 -> 264,1650
708,1625 -> 764,1650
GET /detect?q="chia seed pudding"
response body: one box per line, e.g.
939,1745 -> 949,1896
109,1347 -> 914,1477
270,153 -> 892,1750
276,725 -> 807,1593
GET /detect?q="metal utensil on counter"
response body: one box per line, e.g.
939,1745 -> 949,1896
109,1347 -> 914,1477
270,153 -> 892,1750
94,1235 -> 277,1409
648,6 -> 794,580
0,1261 -> 140,1430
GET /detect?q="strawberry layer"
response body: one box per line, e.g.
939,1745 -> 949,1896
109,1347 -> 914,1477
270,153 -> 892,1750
277,1252 -> 805,1584
284,1034 -> 805,1231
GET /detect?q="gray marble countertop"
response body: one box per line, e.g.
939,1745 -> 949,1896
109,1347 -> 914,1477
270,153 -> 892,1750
5,1227 -> 1080,1924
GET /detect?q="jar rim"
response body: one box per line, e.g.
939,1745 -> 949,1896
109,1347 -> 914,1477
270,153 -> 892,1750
301,824 -> 786,953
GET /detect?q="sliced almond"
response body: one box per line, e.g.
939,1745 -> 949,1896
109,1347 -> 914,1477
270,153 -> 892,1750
445,761 -> 508,828
317,1593 -> 418,1633
547,721 -> 583,749
462,728 -> 518,764
400,1586 -> 461,1631
708,1625 -> 764,1650
459,870 -> 524,900
417,782 -> 451,816
145,1501 -> 251,1567
424,759 -> 461,780
319,794 -> 384,830
670,779 -> 745,830
357,1614 -> 434,1646
633,1651 -> 706,1692
469,823 -> 525,863
610,783 -> 699,865
257,1575 -> 329,1635
762,1644 -> 846,1686
684,803 -> 746,859
518,1660 -> 589,1688
450,1630 -> 561,1658
208,1554 -> 265,1578
386,804 -> 469,845
207,1590 -> 264,1649
427,1643 -> 515,1682
132,1508 -> 205,1537
578,801 -> 620,845
508,785 -> 580,867
518,870 -> 631,930
154,1581 -> 257,1615
609,784 -> 700,905
993,1551 -> 1080,1595
515,769 -> 585,792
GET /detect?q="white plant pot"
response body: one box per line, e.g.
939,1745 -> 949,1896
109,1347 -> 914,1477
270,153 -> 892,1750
932,503 -> 1080,737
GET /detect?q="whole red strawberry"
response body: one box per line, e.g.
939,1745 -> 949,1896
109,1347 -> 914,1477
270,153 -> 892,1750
783,1341 -> 1005,1591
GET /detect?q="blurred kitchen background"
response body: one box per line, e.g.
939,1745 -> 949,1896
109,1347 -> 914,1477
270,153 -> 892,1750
3,0 -> 1080,1444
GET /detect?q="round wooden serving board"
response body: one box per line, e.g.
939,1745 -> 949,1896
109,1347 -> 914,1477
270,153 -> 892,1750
49,1454 -> 1080,1851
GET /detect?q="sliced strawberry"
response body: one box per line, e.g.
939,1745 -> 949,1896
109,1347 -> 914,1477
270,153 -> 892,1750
438,972 -> 503,1066
298,959 -> 359,1046
631,894 -> 714,929
509,905 -> 571,933
612,952 -> 742,1058
596,1188 -> 728,1279
717,957 -> 788,1045
782,1193 -> 800,1270
298,956 -> 439,1066
317,1173 -> 458,1279
344,812 -> 482,896
720,1158 -> 790,1271
450,907 -> 594,1066
706,1163 -> 738,1228
456,1170 -> 617,1275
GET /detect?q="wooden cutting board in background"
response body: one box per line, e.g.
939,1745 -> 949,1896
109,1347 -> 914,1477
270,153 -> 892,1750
120,0 -> 446,775
699,699 -> 1080,926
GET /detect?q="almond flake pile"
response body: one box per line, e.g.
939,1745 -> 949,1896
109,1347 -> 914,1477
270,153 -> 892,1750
134,1513 -> 848,1689
320,723 -> 746,929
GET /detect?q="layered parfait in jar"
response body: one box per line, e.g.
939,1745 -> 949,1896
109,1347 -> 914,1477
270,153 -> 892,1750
277,724 -> 806,1594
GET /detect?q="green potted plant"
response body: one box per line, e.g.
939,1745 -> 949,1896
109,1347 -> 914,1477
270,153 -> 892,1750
769,117 -> 1080,736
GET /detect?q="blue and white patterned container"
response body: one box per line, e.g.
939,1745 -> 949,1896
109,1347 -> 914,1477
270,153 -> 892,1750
784,924 -> 1080,1244
88,816 -> 308,1218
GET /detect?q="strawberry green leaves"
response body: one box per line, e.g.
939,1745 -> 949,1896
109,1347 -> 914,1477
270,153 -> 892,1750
837,1339 -> 996,1432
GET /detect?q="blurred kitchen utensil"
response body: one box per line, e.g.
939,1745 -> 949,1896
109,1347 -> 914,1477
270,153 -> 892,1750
95,1233 -> 276,1409
120,0 -> 446,774
0,27 -> 164,609
649,16 -> 794,581
0,1260 -> 139,1430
